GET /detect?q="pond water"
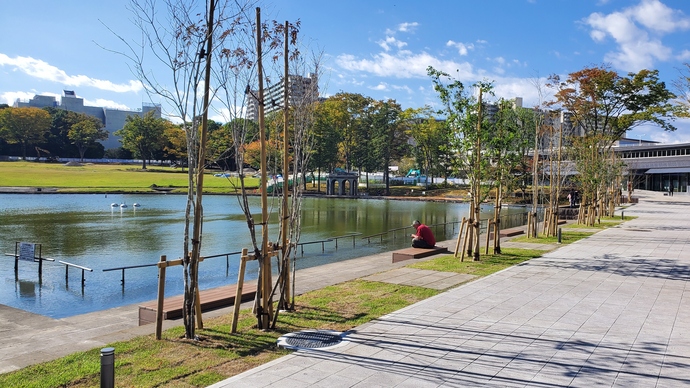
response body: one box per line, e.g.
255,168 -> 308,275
0,193 -> 524,318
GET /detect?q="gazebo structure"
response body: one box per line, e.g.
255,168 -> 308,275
326,170 -> 359,196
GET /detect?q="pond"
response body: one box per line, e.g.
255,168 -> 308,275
0,193 -> 525,318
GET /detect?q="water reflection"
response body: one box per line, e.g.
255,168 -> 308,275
0,193 -> 522,318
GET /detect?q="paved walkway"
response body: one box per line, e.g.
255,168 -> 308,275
212,190 -> 690,387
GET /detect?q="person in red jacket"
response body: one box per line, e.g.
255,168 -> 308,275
411,220 -> 436,248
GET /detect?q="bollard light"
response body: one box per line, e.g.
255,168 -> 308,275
100,347 -> 115,388
621,211 -> 624,220
557,228 -> 562,244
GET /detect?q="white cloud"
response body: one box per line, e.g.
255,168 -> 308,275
446,40 -> 474,56
336,52 -> 474,80
371,82 -> 388,91
584,0 -> 690,71
630,0 -> 690,33
490,76 -> 553,109
391,84 -> 413,94
628,119 -> 690,143
397,22 -> 419,33
378,36 -> 408,52
0,54 -> 143,93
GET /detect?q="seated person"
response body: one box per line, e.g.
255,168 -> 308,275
411,220 -> 436,248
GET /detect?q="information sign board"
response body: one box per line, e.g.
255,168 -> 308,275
19,242 -> 36,262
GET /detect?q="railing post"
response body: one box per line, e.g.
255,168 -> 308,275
100,347 -> 115,388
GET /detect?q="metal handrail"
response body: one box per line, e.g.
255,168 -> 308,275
58,260 -> 93,286
330,233 -> 361,248
296,239 -> 333,255
362,220 -> 463,243
103,263 -> 158,285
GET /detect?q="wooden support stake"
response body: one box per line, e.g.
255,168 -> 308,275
231,248 -> 249,334
195,274 -> 203,330
155,255 -> 167,340
485,220 -> 493,255
461,220 -> 471,262
454,217 -> 466,257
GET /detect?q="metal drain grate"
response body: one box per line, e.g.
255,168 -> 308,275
277,330 -> 348,350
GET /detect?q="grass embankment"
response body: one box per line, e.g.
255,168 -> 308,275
0,161 -> 471,198
0,248 -> 546,388
0,161 -> 258,194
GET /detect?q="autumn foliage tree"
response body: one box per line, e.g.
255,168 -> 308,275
548,65 -> 681,224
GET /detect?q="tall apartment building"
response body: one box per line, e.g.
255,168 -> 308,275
245,73 -> 319,121
14,90 -> 161,149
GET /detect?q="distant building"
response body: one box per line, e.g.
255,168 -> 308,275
246,73 -> 319,121
14,90 -> 161,150
615,141 -> 690,193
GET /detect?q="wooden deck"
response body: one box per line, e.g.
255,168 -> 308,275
138,282 -> 257,326
392,246 -> 449,263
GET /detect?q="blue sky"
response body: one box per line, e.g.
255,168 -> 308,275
2,0 -> 690,142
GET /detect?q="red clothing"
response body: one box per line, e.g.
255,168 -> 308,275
415,223 -> 436,246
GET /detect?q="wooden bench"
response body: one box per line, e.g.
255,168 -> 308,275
490,226 -> 525,239
392,246 -> 449,263
138,282 -> 257,326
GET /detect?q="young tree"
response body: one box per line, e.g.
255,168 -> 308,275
0,107 -> 51,159
113,0 -> 261,337
428,66 -> 494,261
486,99 -> 535,252
68,116 -> 108,162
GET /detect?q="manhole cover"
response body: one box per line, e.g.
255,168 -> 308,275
277,330 -> 349,350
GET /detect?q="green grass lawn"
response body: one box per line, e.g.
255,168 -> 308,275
0,247 -> 545,387
0,161 -> 259,193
